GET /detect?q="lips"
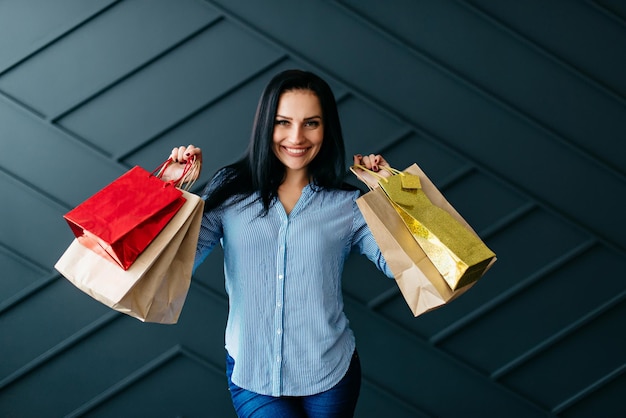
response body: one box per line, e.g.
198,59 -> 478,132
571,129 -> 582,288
283,146 -> 309,156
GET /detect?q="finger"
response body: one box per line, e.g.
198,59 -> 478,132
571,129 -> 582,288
169,146 -> 185,163
169,147 -> 180,162
365,154 -> 380,171
185,145 -> 202,163
357,154 -> 372,170
375,154 -> 389,168
354,153 -> 388,172
180,146 -> 193,164
171,145 -> 202,164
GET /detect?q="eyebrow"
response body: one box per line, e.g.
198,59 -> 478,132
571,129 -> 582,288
276,114 -> 322,120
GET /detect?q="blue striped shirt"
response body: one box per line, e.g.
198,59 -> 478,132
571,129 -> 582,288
194,182 -> 392,397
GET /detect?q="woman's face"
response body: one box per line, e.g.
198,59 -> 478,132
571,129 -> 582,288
272,89 -> 324,175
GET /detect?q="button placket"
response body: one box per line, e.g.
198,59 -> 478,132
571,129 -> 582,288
272,218 -> 288,395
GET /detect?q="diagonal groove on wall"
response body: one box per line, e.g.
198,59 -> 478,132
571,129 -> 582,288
554,362 -> 626,415
361,376 -> 434,417
343,295 -> 551,416
0,88 -> 46,118
366,285 -> 401,311
63,343 -> 230,418
0,162 -> 72,213
428,238 -> 598,345
336,0 -> 626,182
64,344 -> 182,418
586,0 -> 626,29
0,241 -> 49,277
478,201 -> 536,239
0,310 -> 120,390
115,54 -> 289,162
457,0 -> 626,104
178,345 -> 226,375
0,0 -> 122,76
0,91 -> 127,168
0,274 -> 58,316
48,16 -> 225,124
491,290 -> 626,379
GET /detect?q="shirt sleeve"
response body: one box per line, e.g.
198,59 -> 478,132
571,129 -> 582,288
351,192 -> 394,279
193,207 -> 223,273
192,172 -> 226,273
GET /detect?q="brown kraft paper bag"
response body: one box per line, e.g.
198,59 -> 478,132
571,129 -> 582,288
354,164 -> 496,316
378,164 -> 496,291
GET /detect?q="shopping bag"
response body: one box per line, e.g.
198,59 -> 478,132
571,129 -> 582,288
55,189 -> 204,324
352,164 -> 496,316
63,158 -> 199,270
357,164 -> 495,291
356,187 -> 463,316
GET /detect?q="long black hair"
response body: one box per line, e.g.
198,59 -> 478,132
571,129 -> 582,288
203,69 -> 352,214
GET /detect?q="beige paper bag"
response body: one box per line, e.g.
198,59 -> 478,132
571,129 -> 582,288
55,190 -> 204,324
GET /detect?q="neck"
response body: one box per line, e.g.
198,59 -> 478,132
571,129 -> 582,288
281,169 -> 310,189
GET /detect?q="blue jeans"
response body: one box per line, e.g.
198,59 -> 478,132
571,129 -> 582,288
226,350 -> 361,418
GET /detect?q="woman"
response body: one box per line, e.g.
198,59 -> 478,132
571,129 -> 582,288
162,69 -> 393,417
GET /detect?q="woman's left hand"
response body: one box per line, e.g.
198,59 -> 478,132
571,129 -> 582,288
353,153 -> 389,172
352,153 -> 391,188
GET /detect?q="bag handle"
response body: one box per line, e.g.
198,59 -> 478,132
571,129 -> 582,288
350,164 -> 421,190
153,156 -> 202,191
350,164 -> 388,191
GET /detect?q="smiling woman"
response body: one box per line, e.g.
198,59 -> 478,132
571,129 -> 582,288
160,69 -> 392,418
273,89 -> 325,214
273,90 -> 324,173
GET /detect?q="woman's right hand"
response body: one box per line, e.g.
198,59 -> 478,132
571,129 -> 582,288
160,144 -> 202,182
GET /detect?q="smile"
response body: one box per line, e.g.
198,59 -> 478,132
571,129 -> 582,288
283,147 -> 309,155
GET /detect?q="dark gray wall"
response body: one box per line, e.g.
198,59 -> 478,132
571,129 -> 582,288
1,1 -> 625,417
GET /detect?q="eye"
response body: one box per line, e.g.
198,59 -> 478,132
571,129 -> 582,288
275,119 -> 290,126
304,120 -> 320,128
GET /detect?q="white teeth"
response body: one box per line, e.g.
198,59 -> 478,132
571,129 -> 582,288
285,147 -> 307,154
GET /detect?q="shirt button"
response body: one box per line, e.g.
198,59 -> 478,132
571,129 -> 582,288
277,302 -> 282,307
277,328 -> 282,335
278,274 -> 284,280
276,356 -> 281,363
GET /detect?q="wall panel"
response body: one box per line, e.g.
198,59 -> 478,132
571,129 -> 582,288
1,1 -> 624,416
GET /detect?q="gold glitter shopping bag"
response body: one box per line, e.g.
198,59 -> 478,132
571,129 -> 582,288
355,185 -> 464,316
352,164 -> 496,316
379,164 -> 495,291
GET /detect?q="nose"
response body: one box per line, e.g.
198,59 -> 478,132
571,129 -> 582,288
287,125 -> 305,144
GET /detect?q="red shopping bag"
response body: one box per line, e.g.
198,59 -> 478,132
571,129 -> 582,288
56,189 -> 204,324
63,159 -> 198,270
